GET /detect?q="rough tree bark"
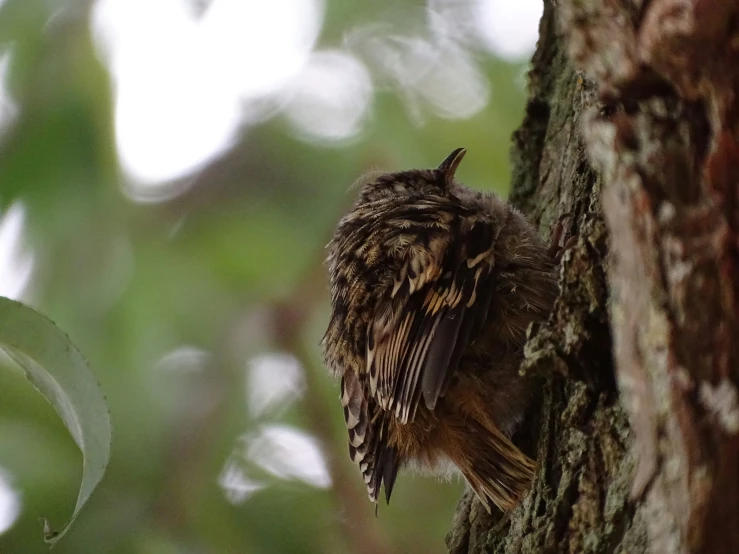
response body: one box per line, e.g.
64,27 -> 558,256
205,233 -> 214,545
447,1 -> 739,553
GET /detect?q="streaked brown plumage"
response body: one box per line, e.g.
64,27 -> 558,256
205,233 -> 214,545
322,148 -> 558,512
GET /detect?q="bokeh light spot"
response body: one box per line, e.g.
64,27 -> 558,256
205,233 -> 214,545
284,50 -> 373,144
246,353 -> 305,419
0,468 -> 21,536
91,0 -> 323,191
247,424 -> 331,488
0,202 -> 35,300
0,50 -> 18,140
476,0 -> 543,61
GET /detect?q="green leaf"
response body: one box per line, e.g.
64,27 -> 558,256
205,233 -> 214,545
0,297 -> 111,545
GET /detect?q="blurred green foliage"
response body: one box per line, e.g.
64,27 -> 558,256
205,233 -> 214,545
0,0 -> 534,552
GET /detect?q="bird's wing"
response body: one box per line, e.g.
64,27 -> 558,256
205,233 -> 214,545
367,216 -> 497,424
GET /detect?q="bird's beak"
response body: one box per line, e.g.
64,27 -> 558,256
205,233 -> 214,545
437,148 -> 467,184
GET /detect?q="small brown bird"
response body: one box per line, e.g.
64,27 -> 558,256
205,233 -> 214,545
322,148 -> 559,512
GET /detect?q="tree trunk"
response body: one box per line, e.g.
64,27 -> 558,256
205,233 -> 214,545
446,1 -> 739,552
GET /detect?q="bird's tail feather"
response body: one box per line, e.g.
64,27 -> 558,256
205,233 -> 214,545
448,418 -> 535,512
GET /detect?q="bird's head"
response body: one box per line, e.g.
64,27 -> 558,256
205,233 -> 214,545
353,148 -> 468,205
